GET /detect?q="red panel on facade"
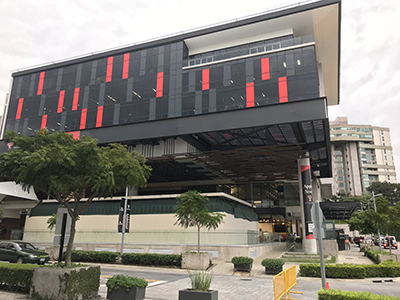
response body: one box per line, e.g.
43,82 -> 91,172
202,69 -> 209,90
96,106 -> 103,128
156,72 -> 164,98
246,82 -> 254,108
106,56 -> 114,82
80,108 -> 87,130
16,98 -> 24,120
66,131 -> 80,140
37,71 -> 45,95
72,87 -> 80,111
57,90 -> 65,113
41,115 -> 47,129
122,53 -> 130,79
261,57 -> 270,80
278,77 -> 288,103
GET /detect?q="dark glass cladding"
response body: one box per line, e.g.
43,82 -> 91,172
5,37 -> 319,135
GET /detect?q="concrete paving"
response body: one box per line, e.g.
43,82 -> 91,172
0,244 -> 399,300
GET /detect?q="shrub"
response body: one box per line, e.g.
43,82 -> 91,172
364,249 -> 390,264
188,271 -> 214,292
318,289 -> 400,299
121,253 -> 182,267
261,258 -> 285,270
231,256 -> 253,265
300,261 -> 400,279
69,250 -> 119,263
0,263 -> 36,293
300,264 -> 366,279
106,274 -> 148,292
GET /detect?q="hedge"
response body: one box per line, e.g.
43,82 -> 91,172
121,253 -> 182,267
318,289 -> 400,300
0,262 -> 36,293
67,250 -> 119,263
365,250 -> 390,264
300,261 -> 400,279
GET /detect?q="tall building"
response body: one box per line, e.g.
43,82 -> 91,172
330,116 -> 397,195
0,0 -> 341,257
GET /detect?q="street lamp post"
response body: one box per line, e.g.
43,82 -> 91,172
372,191 -> 383,254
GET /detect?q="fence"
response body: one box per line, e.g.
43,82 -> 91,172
273,265 -> 303,300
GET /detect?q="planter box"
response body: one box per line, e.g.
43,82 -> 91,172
179,289 -> 218,300
107,286 -> 146,300
265,267 -> 283,275
234,263 -> 252,272
182,252 -> 213,270
30,266 -> 100,300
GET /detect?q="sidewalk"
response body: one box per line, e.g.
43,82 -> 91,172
0,244 -> 397,300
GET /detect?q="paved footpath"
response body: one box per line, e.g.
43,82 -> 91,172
0,244 -> 399,300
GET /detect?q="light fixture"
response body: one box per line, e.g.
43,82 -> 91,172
107,95 -> 117,102
297,60 -> 301,65
283,62 -> 287,68
132,91 -> 141,98
230,80 -> 234,84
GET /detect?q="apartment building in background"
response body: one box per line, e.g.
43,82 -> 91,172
330,116 -> 397,195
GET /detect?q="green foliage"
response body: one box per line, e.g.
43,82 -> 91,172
0,263 -> 36,293
106,274 -> 148,292
0,130 -> 151,267
318,289 -> 400,300
367,181 -> 400,206
66,250 -> 119,264
231,256 -> 253,265
121,253 -> 182,267
300,261 -> 400,278
261,258 -> 285,269
174,190 -> 224,253
188,271 -> 214,292
47,213 -> 57,230
364,249 -> 390,264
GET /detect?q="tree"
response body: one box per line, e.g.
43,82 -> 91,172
367,181 -> 400,205
174,190 -> 224,253
0,130 -> 151,267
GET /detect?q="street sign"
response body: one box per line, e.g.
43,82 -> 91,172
311,203 -> 325,239
118,198 -> 131,233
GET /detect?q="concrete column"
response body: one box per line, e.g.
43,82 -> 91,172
298,156 -> 317,254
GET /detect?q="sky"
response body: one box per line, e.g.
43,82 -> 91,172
0,0 -> 399,181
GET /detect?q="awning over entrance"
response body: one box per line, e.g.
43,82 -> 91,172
0,182 -> 39,214
320,201 -> 358,220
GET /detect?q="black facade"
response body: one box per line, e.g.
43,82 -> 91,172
6,37 -> 319,136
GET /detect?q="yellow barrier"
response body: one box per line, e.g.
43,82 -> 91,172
273,266 -> 303,300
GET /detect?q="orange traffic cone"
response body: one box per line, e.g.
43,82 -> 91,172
326,282 -> 330,290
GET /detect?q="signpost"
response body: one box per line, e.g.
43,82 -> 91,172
119,188 -> 131,256
311,202 -> 327,289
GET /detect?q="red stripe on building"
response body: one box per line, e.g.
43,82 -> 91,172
202,69 -> 209,90
156,72 -> 164,98
96,106 -> 104,128
261,57 -> 270,80
57,90 -> 65,113
37,71 -> 45,95
301,165 -> 310,172
80,108 -> 87,130
66,131 -> 80,140
41,115 -> 47,129
16,98 -> 24,119
246,82 -> 254,108
122,53 -> 130,79
106,56 -> 113,82
72,87 -> 80,111
278,77 -> 288,103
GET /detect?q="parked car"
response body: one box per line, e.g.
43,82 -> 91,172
0,241 -> 50,264
383,236 -> 398,249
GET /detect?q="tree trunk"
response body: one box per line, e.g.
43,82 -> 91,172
65,216 -> 76,268
197,226 -> 200,253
